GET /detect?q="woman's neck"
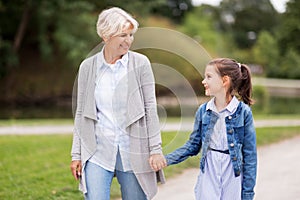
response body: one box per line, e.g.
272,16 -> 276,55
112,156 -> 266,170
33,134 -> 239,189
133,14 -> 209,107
103,47 -> 121,64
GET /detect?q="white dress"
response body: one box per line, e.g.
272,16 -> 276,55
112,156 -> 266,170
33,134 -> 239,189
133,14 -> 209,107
194,97 -> 242,200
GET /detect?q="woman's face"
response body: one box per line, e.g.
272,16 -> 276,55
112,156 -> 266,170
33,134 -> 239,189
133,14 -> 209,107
104,27 -> 134,56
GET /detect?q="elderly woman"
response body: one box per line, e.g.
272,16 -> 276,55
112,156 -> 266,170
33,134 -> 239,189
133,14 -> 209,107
70,7 -> 166,200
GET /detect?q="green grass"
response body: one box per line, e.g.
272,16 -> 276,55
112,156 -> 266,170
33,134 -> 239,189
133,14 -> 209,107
253,114 -> 300,120
0,135 -> 82,200
0,126 -> 300,199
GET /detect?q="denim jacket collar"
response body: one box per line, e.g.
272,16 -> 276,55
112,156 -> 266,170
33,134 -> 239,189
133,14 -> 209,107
206,96 -> 239,114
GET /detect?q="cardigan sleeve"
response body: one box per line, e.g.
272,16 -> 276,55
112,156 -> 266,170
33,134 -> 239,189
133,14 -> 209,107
138,55 -> 163,155
71,60 -> 89,160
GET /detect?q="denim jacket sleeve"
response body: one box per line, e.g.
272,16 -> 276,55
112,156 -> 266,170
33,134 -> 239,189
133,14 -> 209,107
241,106 -> 257,200
165,105 -> 204,165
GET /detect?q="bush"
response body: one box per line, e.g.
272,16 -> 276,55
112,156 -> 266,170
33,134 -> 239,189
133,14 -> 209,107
252,85 -> 269,114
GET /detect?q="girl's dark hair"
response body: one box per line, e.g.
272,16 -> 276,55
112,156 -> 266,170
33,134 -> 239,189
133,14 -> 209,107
208,58 -> 254,106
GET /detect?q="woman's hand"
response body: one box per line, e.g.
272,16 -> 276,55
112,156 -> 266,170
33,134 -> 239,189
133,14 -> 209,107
149,154 -> 167,171
70,160 -> 82,181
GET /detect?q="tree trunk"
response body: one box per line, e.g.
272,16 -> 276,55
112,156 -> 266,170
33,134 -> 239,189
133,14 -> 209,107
13,0 -> 31,52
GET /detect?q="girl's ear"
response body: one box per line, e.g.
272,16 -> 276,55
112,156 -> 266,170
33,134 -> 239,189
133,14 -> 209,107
222,75 -> 230,87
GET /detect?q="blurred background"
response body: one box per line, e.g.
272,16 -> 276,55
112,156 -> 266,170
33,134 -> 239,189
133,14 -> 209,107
0,0 -> 299,119
1,1 -> 300,199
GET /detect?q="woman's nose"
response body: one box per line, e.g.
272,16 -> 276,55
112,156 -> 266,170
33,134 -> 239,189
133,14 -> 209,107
125,35 -> 133,42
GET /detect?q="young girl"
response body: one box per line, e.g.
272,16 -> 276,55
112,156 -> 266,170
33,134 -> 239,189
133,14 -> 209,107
165,58 -> 257,200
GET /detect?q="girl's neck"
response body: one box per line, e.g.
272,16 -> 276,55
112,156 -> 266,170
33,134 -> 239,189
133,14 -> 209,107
214,95 -> 232,112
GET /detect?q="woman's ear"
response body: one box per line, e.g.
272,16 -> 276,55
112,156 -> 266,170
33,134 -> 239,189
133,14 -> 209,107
102,36 -> 110,43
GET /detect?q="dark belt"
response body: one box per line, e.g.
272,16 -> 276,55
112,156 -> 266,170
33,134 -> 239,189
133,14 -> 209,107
209,147 -> 229,154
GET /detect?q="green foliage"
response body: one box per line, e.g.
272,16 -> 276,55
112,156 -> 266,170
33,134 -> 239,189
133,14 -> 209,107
0,0 -> 100,68
232,6 -> 277,48
253,31 -> 279,67
251,13 -> 300,79
0,0 -> 166,71
278,49 -> 300,79
0,38 -> 18,78
266,96 -> 300,115
179,6 -> 225,54
278,0 -> 300,55
266,49 -> 300,79
1,0 -> 300,106
271,0 -> 300,79
0,0 -> 22,77
252,31 -> 279,73
33,1 -> 100,64
151,0 -> 193,23
108,0 -> 166,17
218,0 -> 279,49
252,85 -> 269,114
53,1 -> 99,64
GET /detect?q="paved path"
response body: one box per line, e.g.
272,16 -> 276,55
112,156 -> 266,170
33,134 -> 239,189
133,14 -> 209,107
1,119 -> 300,135
153,136 -> 300,200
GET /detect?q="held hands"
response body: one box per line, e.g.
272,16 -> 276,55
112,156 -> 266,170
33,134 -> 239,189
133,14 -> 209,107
149,154 -> 167,171
70,160 -> 82,181
71,156 -> 166,179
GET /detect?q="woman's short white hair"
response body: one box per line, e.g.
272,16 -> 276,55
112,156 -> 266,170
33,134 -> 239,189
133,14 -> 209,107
96,7 -> 139,39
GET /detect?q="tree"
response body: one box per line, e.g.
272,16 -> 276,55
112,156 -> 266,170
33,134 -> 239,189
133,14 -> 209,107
217,0 -> 279,49
0,0 -> 100,77
252,31 -> 279,73
179,5 -> 224,54
0,0 -> 165,77
151,0 -> 193,23
279,49 -> 300,79
277,0 -> 300,55
0,0 -> 177,104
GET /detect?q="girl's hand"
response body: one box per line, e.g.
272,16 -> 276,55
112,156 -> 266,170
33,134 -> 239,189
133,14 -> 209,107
149,154 -> 167,171
70,160 -> 82,181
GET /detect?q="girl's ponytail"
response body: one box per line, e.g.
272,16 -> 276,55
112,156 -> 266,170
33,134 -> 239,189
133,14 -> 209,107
238,64 -> 254,106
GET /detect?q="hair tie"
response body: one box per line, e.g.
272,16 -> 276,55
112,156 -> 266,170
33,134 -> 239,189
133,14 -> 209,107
237,62 -> 241,68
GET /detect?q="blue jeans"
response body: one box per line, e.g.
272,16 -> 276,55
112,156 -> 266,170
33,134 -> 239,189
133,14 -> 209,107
84,161 -> 147,200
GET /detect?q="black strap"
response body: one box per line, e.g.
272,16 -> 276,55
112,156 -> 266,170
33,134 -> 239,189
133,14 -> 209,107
209,147 -> 229,154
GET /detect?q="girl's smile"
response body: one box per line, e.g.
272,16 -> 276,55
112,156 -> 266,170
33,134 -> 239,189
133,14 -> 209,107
202,64 -> 224,97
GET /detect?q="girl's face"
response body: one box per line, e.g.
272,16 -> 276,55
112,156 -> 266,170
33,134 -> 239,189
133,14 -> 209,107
104,26 -> 134,56
202,64 -> 225,97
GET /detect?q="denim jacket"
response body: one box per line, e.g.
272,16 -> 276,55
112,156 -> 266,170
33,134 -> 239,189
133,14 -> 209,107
166,101 -> 257,200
